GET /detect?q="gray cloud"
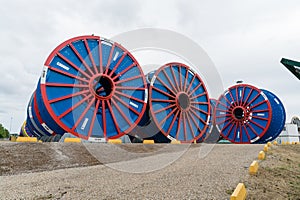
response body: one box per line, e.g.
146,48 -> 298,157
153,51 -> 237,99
173,0 -> 300,121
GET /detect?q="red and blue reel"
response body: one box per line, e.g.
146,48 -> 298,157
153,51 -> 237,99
24,35 -> 148,140
148,62 -> 210,143
215,84 -> 285,144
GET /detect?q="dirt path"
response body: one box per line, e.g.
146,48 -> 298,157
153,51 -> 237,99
0,143 -> 263,199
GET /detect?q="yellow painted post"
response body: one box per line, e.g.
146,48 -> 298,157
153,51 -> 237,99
273,141 -> 278,145
292,142 -> 295,145
230,183 -> 247,200
107,139 -> 122,144
258,151 -> 265,160
171,140 -> 181,144
194,140 -> 197,144
263,145 -> 268,152
249,161 -> 259,175
10,135 -> 17,142
286,141 -> 290,145
64,138 -> 81,143
143,140 -> 154,144
267,142 -> 272,147
16,137 -> 38,143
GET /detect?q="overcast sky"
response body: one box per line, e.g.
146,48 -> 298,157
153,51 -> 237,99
0,0 -> 299,133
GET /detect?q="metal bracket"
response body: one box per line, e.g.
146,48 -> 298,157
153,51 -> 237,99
281,58 -> 300,80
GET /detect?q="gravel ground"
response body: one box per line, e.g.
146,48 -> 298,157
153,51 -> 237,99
0,142 -> 100,175
0,143 -> 264,199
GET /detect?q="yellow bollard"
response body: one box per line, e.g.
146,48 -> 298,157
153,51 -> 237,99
230,183 -> 247,200
267,142 -> 272,147
258,151 -> 265,160
286,141 -> 290,145
107,139 -> 122,144
10,135 -> 17,142
171,140 -> 181,144
143,140 -> 154,144
16,137 -> 38,143
263,145 -> 268,152
273,141 -> 278,145
249,161 -> 259,175
64,138 -> 81,143
292,142 -> 295,145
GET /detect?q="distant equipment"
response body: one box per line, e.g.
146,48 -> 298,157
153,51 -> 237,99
275,116 -> 300,144
276,123 -> 300,144
281,58 -> 300,80
291,116 -> 300,128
